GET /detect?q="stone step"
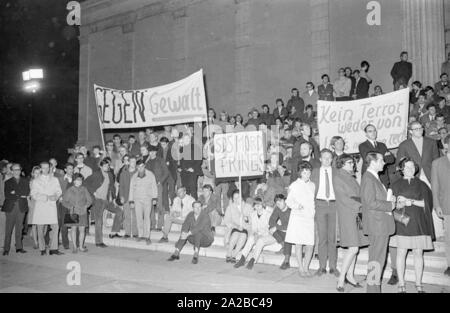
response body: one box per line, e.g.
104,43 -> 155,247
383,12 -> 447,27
87,229 -> 450,287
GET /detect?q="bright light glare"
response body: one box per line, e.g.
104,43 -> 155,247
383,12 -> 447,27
22,68 -> 44,81
24,81 -> 40,93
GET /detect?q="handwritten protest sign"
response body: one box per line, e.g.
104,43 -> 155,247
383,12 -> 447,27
317,88 -> 410,153
94,69 -> 207,129
213,131 -> 265,178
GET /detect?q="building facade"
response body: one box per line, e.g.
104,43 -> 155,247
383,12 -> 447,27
78,0 -> 446,147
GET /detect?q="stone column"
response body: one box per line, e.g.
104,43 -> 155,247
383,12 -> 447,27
310,0 -> 330,84
401,0 -> 445,85
77,25 -> 90,146
234,0 -> 252,111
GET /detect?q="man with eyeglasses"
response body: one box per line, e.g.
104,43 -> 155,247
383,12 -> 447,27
397,121 -> 440,186
302,82 -> 318,113
358,124 -> 395,188
2,164 -> 29,256
73,153 -> 93,179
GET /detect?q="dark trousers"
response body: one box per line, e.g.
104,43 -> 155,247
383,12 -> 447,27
314,201 -> 337,270
335,96 -> 352,101
167,175 -> 176,203
175,233 -> 213,251
273,230 -> 292,256
367,235 -> 389,293
3,203 -> 25,252
92,198 -> 123,244
180,173 -> 198,200
57,203 -> 70,248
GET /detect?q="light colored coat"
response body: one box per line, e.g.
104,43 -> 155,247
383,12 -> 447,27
30,175 -> 62,225
129,170 -> 158,202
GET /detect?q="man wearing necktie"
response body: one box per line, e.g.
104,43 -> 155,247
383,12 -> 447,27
360,152 -> 396,293
311,149 -> 339,276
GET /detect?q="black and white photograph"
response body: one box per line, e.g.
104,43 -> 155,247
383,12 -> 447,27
1,0 -> 450,296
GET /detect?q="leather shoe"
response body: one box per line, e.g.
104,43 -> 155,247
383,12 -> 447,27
387,270 -> 399,285
336,286 -> 345,293
444,267 -> 450,276
168,254 -> 180,261
159,237 -> 169,243
315,268 -> 327,276
329,268 -> 340,277
280,262 -> 290,270
192,256 -> 199,264
16,249 -> 27,254
246,258 -> 255,270
234,256 -> 246,268
49,250 -> 64,255
96,243 -> 108,248
2,251 -> 9,256
40,250 -> 47,256
109,233 -> 122,239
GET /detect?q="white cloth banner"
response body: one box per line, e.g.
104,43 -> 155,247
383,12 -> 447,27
213,131 -> 265,178
94,69 -> 207,129
317,88 -> 410,154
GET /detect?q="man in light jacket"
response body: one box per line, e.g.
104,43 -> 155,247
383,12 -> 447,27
129,159 -> 158,244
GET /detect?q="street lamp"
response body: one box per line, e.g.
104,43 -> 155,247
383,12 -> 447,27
22,68 -> 44,166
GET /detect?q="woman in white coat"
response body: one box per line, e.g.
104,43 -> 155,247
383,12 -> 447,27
285,161 -> 316,277
30,162 -> 62,255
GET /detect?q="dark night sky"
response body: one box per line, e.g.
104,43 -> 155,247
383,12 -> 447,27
0,0 -> 80,172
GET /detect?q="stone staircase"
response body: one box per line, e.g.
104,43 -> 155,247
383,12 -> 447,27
84,224 -> 450,287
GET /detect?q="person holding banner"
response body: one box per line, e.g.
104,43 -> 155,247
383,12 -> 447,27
285,161 -> 316,277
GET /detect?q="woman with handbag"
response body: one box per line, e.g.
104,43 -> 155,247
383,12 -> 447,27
62,173 -> 93,253
391,158 -> 435,293
334,155 -> 368,292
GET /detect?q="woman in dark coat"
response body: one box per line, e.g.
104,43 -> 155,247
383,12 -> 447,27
391,158 -> 435,293
334,154 -> 368,292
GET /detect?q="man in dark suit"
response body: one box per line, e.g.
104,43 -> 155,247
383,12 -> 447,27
390,51 -> 412,91
57,162 -> 75,249
397,121 -> 440,184
179,133 -> 203,200
352,70 -> 369,99
358,124 -> 395,188
2,163 -> 29,255
159,136 -> 178,204
290,141 -> 320,183
311,149 -> 339,277
360,152 -> 396,293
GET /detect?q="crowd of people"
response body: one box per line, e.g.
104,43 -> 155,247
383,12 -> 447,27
1,51 -> 450,293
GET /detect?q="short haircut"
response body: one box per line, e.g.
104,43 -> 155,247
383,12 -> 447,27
353,69 -> 360,75
365,152 -> 382,167
361,60 -> 370,69
330,136 -> 344,147
438,97 -> 446,103
412,81 -> 422,88
208,108 -> 216,119
106,140 -> 113,145
299,141 -> 313,151
253,197 -> 264,208
113,134 -> 121,139
306,82 -> 315,89
128,134 -> 135,139
298,161 -> 313,174
274,194 -> 286,202
441,73 -> 448,78
427,103 -> 436,110
262,104 -> 270,110
177,186 -> 186,192
276,98 -> 284,105
321,74 -> 329,80
160,136 -> 169,143
364,124 -> 376,133
400,51 -> 408,57
65,162 -> 74,169
305,104 -> 314,110
122,154 -> 129,162
136,159 -> 145,166
232,189 -> 240,198
408,120 -> 422,131
202,184 -> 214,192
92,145 -> 101,150
192,201 -> 201,208
75,153 -> 84,159
99,160 -> 109,167
291,88 -> 298,93
336,154 -> 354,169
11,163 -> 22,170
103,157 -> 112,163
73,173 -> 84,181
398,157 -> 419,176
320,148 -> 333,157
